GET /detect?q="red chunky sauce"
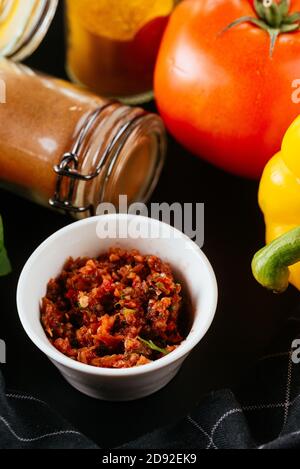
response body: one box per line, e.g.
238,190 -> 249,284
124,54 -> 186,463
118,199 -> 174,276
41,248 -> 185,369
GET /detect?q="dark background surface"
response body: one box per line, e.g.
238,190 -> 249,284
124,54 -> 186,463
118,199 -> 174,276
0,3 -> 298,448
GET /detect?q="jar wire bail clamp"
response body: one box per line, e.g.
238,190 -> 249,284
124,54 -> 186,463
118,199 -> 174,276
49,103 -> 147,216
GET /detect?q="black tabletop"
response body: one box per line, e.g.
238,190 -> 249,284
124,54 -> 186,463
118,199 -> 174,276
0,3 -> 298,448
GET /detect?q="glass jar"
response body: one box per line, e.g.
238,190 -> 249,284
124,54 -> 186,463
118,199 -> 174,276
0,59 -> 166,218
0,0 -> 58,60
65,0 -> 177,104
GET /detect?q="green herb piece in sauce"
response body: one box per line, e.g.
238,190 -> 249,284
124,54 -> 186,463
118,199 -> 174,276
123,308 -> 137,317
138,337 -> 169,355
0,216 -> 11,277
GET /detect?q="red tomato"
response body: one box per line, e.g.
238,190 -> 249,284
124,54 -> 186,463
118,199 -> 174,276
154,0 -> 300,178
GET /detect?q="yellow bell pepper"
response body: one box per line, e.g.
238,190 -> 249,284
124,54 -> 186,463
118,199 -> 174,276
258,115 -> 300,290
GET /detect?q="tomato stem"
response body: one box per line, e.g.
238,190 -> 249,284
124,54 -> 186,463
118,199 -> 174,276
223,0 -> 300,57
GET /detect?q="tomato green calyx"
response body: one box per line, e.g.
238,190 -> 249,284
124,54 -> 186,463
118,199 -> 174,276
223,0 -> 300,57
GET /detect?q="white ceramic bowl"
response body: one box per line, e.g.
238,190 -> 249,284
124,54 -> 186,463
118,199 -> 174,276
17,214 -> 218,401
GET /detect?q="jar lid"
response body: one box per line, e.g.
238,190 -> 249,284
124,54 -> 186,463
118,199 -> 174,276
0,0 -> 58,61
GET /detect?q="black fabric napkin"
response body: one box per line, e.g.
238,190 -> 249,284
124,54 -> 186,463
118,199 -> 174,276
1,317 -> 300,449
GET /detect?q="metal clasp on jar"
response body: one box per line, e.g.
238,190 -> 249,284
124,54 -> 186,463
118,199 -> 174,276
49,103 -> 149,216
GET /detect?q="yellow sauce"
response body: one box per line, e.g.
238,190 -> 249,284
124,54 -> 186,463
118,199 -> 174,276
65,0 -> 174,100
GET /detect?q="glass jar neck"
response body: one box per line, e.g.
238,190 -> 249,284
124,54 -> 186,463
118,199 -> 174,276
0,0 -> 58,61
50,103 -> 166,218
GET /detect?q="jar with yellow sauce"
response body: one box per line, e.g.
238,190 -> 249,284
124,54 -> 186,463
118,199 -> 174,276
0,0 -> 58,60
65,0 -> 177,104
